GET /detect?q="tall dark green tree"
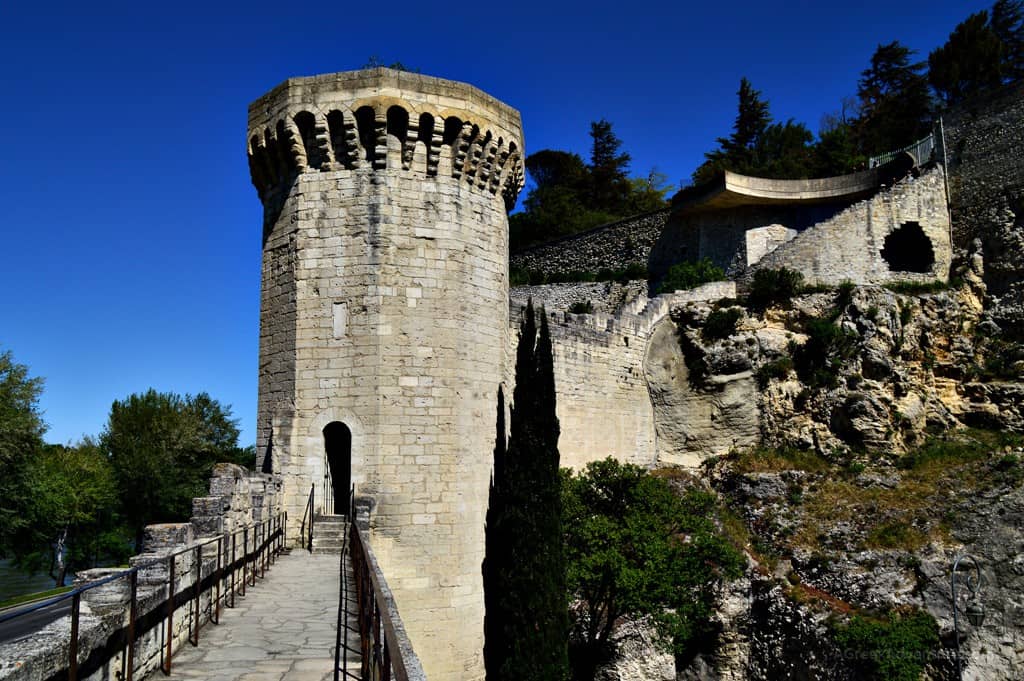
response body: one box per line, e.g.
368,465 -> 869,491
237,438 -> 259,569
588,119 -> 632,214
992,0 -> 1024,79
483,300 -> 569,681
929,11 -> 1004,105
693,78 -> 771,183
855,41 -> 932,155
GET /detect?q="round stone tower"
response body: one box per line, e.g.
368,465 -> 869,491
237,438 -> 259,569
247,69 -> 524,679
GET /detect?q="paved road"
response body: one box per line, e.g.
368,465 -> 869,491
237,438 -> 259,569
145,550 -> 359,681
0,598 -> 71,645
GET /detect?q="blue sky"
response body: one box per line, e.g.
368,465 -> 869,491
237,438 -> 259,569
0,0 -> 990,446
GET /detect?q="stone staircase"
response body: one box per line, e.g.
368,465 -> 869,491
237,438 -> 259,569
312,514 -> 348,554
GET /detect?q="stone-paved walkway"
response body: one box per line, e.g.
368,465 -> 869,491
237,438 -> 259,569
147,550 -> 352,681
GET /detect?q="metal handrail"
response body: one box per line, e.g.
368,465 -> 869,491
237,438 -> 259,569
349,511 -> 426,681
324,462 -> 335,517
300,483 -> 315,551
869,132 -> 936,168
334,485 -> 356,681
0,511 -> 286,681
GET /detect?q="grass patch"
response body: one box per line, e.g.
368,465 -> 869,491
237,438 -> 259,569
0,585 -> 73,610
728,445 -> 830,474
833,608 -> 939,681
863,521 -> 928,550
884,279 -> 951,295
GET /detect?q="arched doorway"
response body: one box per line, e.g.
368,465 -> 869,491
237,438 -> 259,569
322,422 -> 351,516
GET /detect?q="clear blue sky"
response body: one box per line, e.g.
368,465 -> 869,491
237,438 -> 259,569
0,0 -> 989,446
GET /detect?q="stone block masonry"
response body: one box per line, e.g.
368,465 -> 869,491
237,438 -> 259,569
249,68 -> 524,681
510,209 -> 669,276
509,281 -> 737,471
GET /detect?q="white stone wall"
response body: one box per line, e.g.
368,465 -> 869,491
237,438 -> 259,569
509,282 -> 736,472
251,69 -> 523,680
745,166 -> 952,287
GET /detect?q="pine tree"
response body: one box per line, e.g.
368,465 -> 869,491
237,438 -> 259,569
928,11 -> 1004,105
856,41 -> 933,155
483,300 -> 569,681
588,119 -> 632,215
692,78 -> 771,183
992,0 -> 1024,80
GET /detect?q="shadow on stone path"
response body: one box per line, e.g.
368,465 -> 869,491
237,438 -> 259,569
145,551 -> 344,681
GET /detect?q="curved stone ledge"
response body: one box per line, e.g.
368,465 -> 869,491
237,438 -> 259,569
247,68 -> 525,209
672,154 -> 916,213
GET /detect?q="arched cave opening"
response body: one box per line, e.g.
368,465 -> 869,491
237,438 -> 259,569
880,221 -> 935,273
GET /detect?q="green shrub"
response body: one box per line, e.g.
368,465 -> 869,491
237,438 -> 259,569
755,356 -> 794,387
833,609 -> 939,681
568,300 -> 594,314
658,258 -> 725,294
834,281 -> 856,314
864,521 -> 926,550
747,267 -> 805,311
702,308 -> 742,341
792,318 -> 857,388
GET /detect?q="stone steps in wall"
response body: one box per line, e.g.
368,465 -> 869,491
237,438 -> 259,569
312,515 -> 349,555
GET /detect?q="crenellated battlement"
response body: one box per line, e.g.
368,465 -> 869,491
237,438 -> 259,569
247,68 -> 525,209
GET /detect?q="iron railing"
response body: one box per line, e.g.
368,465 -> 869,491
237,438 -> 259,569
348,510 -> 426,681
323,463 -> 336,517
0,512 -> 286,681
869,132 -> 936,168
334,486 -> 356,680
301,483 -> 315,551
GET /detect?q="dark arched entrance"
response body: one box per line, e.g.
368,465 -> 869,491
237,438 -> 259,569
323,422 -> 351,516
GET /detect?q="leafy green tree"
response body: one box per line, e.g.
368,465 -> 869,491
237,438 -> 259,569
929,11 -> 1004,105
23,440 -> 123,585
562,459 -> 743,679
0,348 -> 46,557
628,168 -> 674,213
484,301 -> 569,681
992,0 -> 1024,80
855,42 -> 932,155
101,389 -> 248,547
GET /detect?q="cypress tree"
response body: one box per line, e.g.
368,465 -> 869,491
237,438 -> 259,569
483,300 -> 569,681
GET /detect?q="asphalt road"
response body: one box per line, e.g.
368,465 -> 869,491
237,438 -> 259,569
0,598 -> 71,645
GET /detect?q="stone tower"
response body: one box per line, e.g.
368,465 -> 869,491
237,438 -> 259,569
247,69 -> 524,678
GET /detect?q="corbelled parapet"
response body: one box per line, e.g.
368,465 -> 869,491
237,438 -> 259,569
247,68 -> 525,210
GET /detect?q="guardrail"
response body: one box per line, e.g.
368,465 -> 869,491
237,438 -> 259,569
0,512 -> 286,681
869,132 -> 936,168
348,513 -> 426,681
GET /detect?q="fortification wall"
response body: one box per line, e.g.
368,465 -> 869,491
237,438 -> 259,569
942,81 -> 1024,334
509,282 -> 736,471
0,466 -> 279,681
741,166 -> 951,288
250,69 -> 523,681
510,209 -> 669,275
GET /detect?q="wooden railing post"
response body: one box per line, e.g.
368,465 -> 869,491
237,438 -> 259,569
191,544 -> 201,645
214,535 -> 222,624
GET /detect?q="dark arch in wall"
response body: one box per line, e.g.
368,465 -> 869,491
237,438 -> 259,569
294,111 -> 324,169
881,221 -> 935,273
323,422 -> 351,515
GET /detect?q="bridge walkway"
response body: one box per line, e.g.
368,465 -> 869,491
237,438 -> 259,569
144,547 -> 360,681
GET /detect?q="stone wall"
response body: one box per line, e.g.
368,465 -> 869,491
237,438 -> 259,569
741,166 -> 951,289
508,281 -> 737,471
250,69 -> 524,681
0,465 -> 280,681
942,80 -> 1024,335
510,209 -> 669,275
